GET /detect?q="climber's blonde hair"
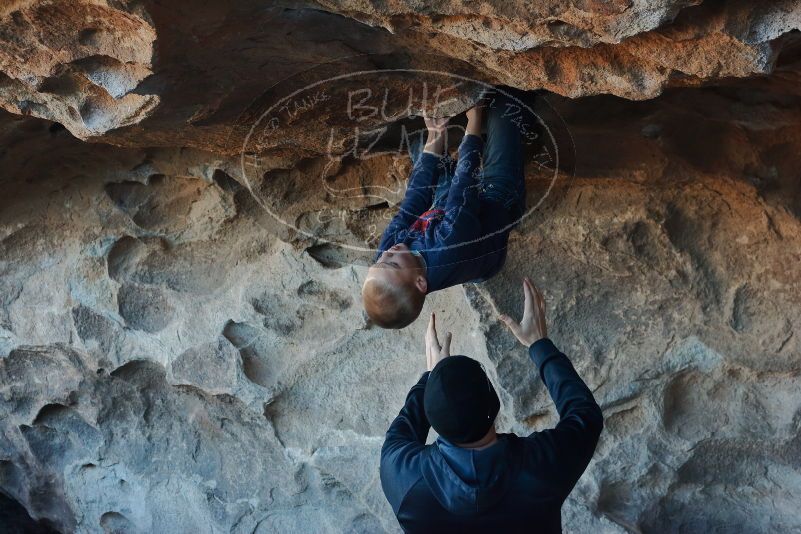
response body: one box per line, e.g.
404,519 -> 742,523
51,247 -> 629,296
362,276 -> 424,329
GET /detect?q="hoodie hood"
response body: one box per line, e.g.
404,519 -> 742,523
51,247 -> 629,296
420,434 -> 521,515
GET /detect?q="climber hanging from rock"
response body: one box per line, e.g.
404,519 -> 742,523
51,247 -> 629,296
362,90 -> 527,329
379,278 -> 604,532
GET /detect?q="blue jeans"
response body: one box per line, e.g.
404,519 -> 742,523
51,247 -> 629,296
479,92 -> 525,219
408,93 -> 525,215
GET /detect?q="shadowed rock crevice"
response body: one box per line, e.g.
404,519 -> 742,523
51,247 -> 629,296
0,491 -> 60,534
116,283 -> 175,333
305,243 -> 352,269
222,321 -> 274,388
99,511 -> 135,534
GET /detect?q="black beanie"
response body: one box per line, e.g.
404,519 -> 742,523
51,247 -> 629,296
424,356 -> 500,444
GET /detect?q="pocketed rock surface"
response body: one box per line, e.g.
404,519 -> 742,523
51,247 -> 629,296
1,1 -> 801,533
2,1 -> 801,150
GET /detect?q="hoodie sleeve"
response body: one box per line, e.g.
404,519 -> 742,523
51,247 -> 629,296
380,372 -> 431,514
525,338 -> 604,499
434,134 -> 484,246
376,152 -> 442,255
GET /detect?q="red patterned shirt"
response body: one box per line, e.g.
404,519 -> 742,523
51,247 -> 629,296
409,208 -> 445,233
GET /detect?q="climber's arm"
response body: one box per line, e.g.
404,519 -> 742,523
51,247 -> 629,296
436,106 -> 484,245
376,124 -> 447,254
375,153 -> 438,253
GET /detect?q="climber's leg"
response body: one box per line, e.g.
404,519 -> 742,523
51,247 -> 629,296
479,92 -> 526,221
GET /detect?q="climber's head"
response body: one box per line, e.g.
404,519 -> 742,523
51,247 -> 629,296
424,355 -> 500,445
363,243 -> 427,329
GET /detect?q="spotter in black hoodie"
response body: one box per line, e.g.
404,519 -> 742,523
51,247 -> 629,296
380,338 -> 603,533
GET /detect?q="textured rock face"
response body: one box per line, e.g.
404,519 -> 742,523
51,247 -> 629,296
0,0 -> 158,138
1,1 -> 801,533
316,0 -> 801,98
2,1 -> 800,152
